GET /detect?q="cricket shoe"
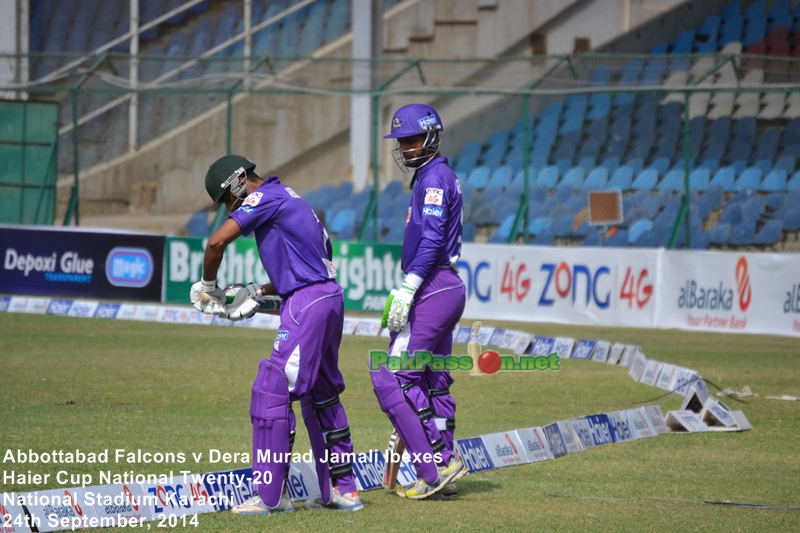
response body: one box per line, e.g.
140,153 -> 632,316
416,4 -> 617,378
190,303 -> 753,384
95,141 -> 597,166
231,491 -> 294,515
404,457 -> 468,500
396,482 -> 457,500
304,487 -> 364,511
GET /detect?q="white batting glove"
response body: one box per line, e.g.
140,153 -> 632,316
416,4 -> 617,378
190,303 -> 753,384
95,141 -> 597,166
220,283 -> 263,321
387,283 -> 416,332
225,298 -> 260,321
190,279 -> 226,314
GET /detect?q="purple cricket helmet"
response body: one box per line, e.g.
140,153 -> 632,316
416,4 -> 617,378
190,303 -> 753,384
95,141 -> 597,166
385,104 -> 444,172
384,103 -> 444,139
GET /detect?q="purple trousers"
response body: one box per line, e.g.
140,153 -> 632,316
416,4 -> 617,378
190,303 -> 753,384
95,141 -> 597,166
251,280 -> 356,507
384,268 -> 465,473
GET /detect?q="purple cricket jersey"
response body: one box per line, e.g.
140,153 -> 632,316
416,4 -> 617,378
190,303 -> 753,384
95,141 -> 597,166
230,175 -> 336,297
401,156 -> 463,280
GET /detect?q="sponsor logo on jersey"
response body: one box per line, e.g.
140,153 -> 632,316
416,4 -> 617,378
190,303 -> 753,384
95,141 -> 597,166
284,187 -> 301,199
424,188 -> 443,206
243,192 -> 263,206
422,206 -> 444,218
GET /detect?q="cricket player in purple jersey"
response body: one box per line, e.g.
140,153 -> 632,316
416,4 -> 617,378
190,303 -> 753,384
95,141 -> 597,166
191,154 -> 362,514
372,104 -> 468,500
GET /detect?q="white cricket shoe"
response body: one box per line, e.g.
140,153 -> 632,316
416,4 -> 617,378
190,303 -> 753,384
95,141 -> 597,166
304,487 -> 364,511
231,491 -> 294,515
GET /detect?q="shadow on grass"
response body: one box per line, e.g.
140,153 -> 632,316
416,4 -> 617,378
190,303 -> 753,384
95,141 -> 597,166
456,476 -> 503,495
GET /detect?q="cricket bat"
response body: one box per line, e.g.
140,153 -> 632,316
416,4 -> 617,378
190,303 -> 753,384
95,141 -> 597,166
468,321 -> 483,376
382,431 -> 406,489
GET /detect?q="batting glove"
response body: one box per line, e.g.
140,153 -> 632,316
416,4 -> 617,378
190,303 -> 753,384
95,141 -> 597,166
387,283 -> 416,332
225,298 -> 260,321
220,283 -> 263,321
381,290 -> 397,329
190,279 -> 226,314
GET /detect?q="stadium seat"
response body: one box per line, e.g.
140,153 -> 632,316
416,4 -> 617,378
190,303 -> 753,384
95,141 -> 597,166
527,217 -> 552,236
728,220 -> 757,246
689,168 -> 711,191
708,222 -> 732,245
582,167 -> 609,190
658,168 -> 685,191
328,209 -> 355,234
733,168 -> 762,191
535,166 -> 560,188
628,219 -> 654,244
787,171 -> 800,190
487,166 -> 514,189
760,170 -> 787,192
466,166 -> 492,189
753,219 -> 783,246
632,169 -> 658,190
709,167 -> 737,191
560,167 -> 586,189
607,165 -> 634,190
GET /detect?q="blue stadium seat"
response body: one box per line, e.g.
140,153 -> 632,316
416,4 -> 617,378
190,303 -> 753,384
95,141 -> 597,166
760,170 -> 787,192
697,184 -> 725,220
632,230 -> 656,247
559,167 -> 586,189
733,168 -> 762,191
551,214 -> 575,237
535,166 -> 559,188
728,220 -> 757,246
781,208 -> 800,231
773,155 -> 795,175
786,171 -> 800,190
487,166 -> 514,189
709,167 -> 737,191
329,209 -> 356,233
753,219 -> 783,246
582,167 -> 609,190
527,217 -> 552,236
532,227 -> 555,245
628,219 -> 654,244
455,142 -> 482,174
466,166 -> 491,189
337,223 -> 356,241
719,202 -> 744,225
632,169 -> 658,190
582,228 -> 601,246
607,165 -> 633,190
383,225 -> 405,243
708,222 -> 732,245
658,168 -> 685,191
489,215 -> 517,243
689,168 -> 710,191
512,166 -> 539,187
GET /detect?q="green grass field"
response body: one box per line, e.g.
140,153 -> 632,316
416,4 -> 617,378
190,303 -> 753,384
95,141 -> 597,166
2,312 -> 799,532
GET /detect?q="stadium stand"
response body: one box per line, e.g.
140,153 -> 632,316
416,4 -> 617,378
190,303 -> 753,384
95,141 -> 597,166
26,0 -> 800,250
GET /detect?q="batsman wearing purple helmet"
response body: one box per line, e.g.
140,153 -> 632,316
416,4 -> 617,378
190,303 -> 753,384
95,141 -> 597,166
372,104 -> 468,500
192,155 -> 362,514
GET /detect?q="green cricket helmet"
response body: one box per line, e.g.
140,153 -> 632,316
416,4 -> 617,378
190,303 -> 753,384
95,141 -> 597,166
204,154 -> 256,211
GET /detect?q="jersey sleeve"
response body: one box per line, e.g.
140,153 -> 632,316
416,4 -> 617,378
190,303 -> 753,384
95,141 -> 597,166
405,173 -> 449,282
230,189 -> 280,236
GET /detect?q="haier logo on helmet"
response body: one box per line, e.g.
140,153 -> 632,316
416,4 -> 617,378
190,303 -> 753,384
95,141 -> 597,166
418,115 -> 440,131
